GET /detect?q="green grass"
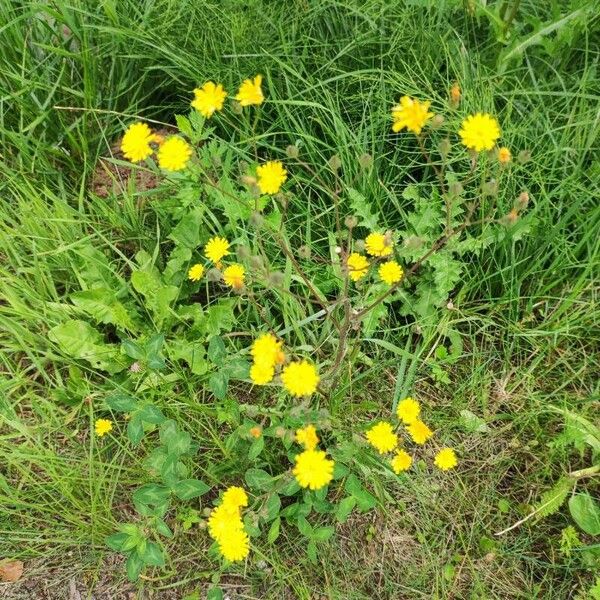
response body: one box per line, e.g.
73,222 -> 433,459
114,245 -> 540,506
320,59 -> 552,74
1,1 -> 599,598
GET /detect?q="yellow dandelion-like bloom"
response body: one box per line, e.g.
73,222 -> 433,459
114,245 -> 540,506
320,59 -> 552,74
396,397 -> 420,424
365,421 -> 398,454
236,74 -> 264,107
251,333 -> 282,367
378,260 -> 403,285
256,160 -> 287,194
498,146 -> 512,164
249,426 -> 262,438
281,360 -> 320,397
94,418 -> 113,437
392,96 -> 434,135
222,486 -> 249,510
218,526 -> 250,562
295,425 -> 319,451
459,113 -> 501,152
407,420 -> 433,445
207,504 -> 243,542
434,448 -> 458,471
390,449 -> 412,474
188,263 -> 204,282
223,264 -> 245,289
157,136 -> 192,171
293,449 -> 334,490
191,81 -> 227,118
347,253 -> 369,281
249,361 -> 274,385
121,122 -> 155,162
365,232 -> 393,257
204,236 -> 230,264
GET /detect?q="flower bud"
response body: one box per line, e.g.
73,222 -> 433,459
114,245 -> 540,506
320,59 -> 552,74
237,245 -> 251,259
438,137 -> 451,159
286,144 -> 299,159
448,181 -> 463,197
328,154 -> 342,171
355,239 -> 365,253
274,426 -> 286,438
249,255 -> 264,270
298,245 -> 311,259
249,211 -> 264,228
450,83 -> 461,107
231,100 -> 243,114
517,150 -> 532,164
517,191 -> 530,209
238,160 -> 249,174
207,268 -> 221,282
267,270 -> 285,287
482,180 -> 498,197
240,174 -> 257,187
431,114 -> 445,129
344,215 -> 358,229
358,153 -> 373,169
334,246 -> 342,254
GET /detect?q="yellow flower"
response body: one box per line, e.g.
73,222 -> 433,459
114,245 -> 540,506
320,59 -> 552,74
293,449 -> 334,490
295,425 -> 319,451
396,397 -> 420,424
365,232 -> 393,257
390,449 -> 412,474
191,81 -> 227,118
121,122 -> 155,162
434,448 -> 458,471
157,136 -> 192,171
459,113 -> 501,152
256,160 -> 287,194
392,96 -> 434,135
188,263 -> 204,282
223,264 -> 245,289
365,421 -> 398,454
407,420 -> 433,445
249,361 -> 274,385
281,360 -> 320,397
347,253 -> 369,281
207,503 -> 243,542
378,261 -> 403,285
204,236 -> 230,263
498,146 -> 512,164
251,333 -> 282,367
249,426 -> 262,438
236,74 -> 264,106
218,526 -> 250,562
222,486 -> 249,509
94,418 -> 112,437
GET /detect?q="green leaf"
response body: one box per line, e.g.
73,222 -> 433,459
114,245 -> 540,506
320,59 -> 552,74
262,493 -> 281,522
131,269 -> 178,328
297,516 -> 313,538
155,519 -> 173,538
344,474 -> 377,511
569,493 -> 600,535
207,588 -> 224,600
133,484 -> 171,506
347,187 -> 379,230
536,478 -> 572,518
200,299 -> 236,335
175,114 -> 193,137
105,532 -> 129,551
127,416 -> 144,446
139,541 -> 165,567
248,436 -> 265,460
335,496 -> 356,523
267,516 -> 281,543
105,393 -> 137,413
459,409 -> 489,434
172,479 -> 210,500
361,303 -> 388,337
244,468 -> 274,491
138,404 -> 166,425
49,319 -> 125,373
121,339 -> 145,360
169,340 -> 208,375
169,207 -> 204,249
166,430 -> 192,456
208,371 -> 229,400
313,526 -> 335,542
208,336 -> 227,363
126,552 -> 144,581
71,288 -> 136,331
307,540 -> 318,564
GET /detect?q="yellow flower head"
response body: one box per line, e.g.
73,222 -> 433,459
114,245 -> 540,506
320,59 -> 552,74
378,260 -> 403,285
251,333 -> 282,367
188,263 -> 205,282
293,449 -> 334,490
366,421 -> 398,454
223,264 -> 245,289
249,426 -> 262,438
365,232 -> 393,257
191,81 -> 227,118
347,253 -> 369,282
249,361 -> 274,385
207,503 -> 243,542
236,74 -> 264,107
434,447 -> 458,471
121,122 -> 156,162
281,360 -> 320,397
396,397 -> 420,424
459,113 -> 501,152
392,96 -> 434,135
222,486 -> 249,510
390,449 -> 413,474
94,418 -> 112,437
256,160 -> 287,194
407,420 -> 433,445
295,424 -> 319,451
204,236 -> 230,263
157,136 -> 192,171
218,526 -> 250,562
497,146 -> 512,164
